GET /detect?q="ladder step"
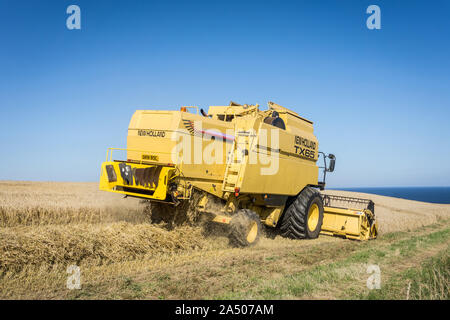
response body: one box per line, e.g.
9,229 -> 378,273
222,134 -> 255,192
226,175 -> 238,185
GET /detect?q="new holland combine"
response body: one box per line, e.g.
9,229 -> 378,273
99,101 -> 377,246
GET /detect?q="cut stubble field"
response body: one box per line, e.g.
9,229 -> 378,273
0,181 -> 449,300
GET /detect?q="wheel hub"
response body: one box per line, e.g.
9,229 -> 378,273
307,203 -> 319,231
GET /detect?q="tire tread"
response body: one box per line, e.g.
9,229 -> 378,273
280,187 -> 323,239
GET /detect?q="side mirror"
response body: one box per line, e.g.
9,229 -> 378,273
328,154 -> 336,172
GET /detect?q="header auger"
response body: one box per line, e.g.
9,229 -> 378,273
99,101 -> 378,246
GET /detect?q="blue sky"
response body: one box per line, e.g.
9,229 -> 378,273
0,0 -> 449,187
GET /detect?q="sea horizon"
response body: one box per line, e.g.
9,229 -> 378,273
330,186 -> 450,204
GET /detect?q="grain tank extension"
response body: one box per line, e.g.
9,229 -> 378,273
99,101 -> 377,246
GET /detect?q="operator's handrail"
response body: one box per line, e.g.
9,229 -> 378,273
182,106 -> 199,114
106,147 -> 174,163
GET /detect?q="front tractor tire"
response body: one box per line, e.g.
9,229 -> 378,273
229,209 -> 262,247
280,187 -> 324,239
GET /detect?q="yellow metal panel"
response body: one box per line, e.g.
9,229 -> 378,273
122,105 -> 320,199
321,206 -> 377,240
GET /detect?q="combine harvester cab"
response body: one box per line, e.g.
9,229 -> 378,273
99,101 -> 378,246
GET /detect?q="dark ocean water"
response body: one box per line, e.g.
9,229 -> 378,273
332,187 -> 450,204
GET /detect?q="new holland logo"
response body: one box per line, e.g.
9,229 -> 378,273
137,129 -> 166,137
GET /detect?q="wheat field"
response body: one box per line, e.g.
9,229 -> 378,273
0,181 -> 449,299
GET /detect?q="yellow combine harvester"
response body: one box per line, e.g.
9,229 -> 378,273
99,101 -> 377,246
